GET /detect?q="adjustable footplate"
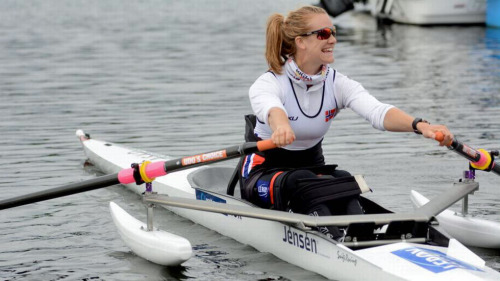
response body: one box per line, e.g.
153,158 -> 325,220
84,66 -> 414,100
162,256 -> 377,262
342,220 -> 428,248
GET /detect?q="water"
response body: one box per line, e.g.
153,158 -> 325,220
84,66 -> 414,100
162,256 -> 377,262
0,0 -> 499,280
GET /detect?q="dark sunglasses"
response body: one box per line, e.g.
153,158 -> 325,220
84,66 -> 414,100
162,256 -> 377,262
301,27 -> 336,40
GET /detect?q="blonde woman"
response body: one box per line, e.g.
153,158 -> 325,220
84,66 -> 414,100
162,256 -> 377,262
241,6 -> 452,241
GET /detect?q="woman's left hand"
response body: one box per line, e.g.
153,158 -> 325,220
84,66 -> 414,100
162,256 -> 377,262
417,123 -> 453,146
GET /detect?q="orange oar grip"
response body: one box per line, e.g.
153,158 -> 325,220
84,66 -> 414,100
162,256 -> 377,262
435,131 -> 444,142
434,131 -> 453,147
257,139 -> 277,152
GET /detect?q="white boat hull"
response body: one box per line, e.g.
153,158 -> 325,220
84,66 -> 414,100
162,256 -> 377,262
372,0 -> 486,25
411,190 -> 500,249
78,131 -> 500,280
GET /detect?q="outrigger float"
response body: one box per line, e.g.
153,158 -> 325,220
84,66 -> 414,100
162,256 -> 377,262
410,138 -> 500,249
1,130 -> 499,281
411,190 -> 500,249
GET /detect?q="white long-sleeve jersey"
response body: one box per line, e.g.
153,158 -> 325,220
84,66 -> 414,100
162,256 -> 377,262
249,68 -> 394,150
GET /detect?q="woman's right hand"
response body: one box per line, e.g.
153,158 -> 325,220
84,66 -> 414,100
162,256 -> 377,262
268,107 -> 296,147
272,124 -> 296,147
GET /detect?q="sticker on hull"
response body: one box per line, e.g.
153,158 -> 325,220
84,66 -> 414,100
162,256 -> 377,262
196,190 -> 226,203
195,190 -> 241,219
392,247 -> 483,273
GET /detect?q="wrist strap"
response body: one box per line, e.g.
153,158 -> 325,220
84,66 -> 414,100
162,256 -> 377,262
412,118 -> 429,135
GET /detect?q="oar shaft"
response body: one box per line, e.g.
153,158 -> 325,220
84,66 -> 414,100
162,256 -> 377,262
164,141 -> 270,172
435,132 -> 500,176
492,164 -> 500,175
447,139 -> 500,176
1,139 -> 276,210
0,174 -> 120,210
118,140 -> 275,184
447,139 -> 481,162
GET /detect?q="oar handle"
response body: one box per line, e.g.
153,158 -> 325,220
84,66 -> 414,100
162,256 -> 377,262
434,132 -> 500,176
118,139 -> 276,185
257,139 -> 275,151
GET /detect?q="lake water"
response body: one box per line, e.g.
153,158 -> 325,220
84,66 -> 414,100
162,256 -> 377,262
1,0 -> 499,280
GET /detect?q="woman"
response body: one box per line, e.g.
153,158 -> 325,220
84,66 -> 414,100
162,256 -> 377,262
241,6 -> 453,241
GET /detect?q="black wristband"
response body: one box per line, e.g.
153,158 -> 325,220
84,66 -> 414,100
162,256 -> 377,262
412,118 -> 429,134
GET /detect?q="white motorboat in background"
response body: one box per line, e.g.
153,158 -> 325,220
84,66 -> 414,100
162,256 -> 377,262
320,0 -> 487,25
371,0 -> 486,25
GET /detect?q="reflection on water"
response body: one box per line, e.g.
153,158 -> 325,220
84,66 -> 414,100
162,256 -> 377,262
0,1 -> 499,280
486,27 -> 500,59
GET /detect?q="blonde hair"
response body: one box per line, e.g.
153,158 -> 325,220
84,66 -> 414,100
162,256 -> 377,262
265,6 -> 327,74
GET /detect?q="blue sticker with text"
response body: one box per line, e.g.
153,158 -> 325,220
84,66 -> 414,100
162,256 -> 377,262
392,247 -> 483,273
196,190 -> 226,203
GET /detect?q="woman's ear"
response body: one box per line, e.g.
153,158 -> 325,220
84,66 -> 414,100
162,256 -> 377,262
295,36 -> 306,50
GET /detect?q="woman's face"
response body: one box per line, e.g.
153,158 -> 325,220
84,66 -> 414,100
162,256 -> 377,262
298,13 -> 337,69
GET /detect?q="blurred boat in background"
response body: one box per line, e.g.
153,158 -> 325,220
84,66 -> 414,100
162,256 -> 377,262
320,0 -> 487,25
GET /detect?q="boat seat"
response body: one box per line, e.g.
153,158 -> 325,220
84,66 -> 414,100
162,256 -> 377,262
188,166 -> 240,196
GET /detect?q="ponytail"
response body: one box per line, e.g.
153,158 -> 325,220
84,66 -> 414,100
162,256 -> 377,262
265,14 -> 285,74
264,6 -> 327,74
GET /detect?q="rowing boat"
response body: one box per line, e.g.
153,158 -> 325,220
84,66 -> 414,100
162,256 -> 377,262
76,130 -> 500,281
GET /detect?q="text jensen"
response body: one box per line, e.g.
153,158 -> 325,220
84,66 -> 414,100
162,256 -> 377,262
282,225 -> 317,254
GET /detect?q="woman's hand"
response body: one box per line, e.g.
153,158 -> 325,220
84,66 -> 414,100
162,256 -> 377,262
384,108 -> 454,146
272,124 -> 296,147
417,122 -> 454,146
268,107 -> 296,147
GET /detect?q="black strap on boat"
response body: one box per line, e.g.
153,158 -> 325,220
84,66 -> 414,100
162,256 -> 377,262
288,175 -> 364,214
227,114 -> 259,196
226,157 -> 243,196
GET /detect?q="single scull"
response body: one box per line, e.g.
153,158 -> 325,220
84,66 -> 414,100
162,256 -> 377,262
75,130 -> 500,281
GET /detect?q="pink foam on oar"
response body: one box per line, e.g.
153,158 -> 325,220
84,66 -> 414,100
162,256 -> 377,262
472,150 -> 489,167
145,161 -> 167,178
117,162 -> 167,184
118,168 -> 135,184
471,149 -> 492,170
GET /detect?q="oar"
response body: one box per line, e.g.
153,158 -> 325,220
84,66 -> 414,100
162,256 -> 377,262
0,139 -> 276,210
435,132 -> 500,176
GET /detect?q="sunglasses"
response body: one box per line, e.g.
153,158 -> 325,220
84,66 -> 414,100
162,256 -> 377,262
301,27 -> 336,40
